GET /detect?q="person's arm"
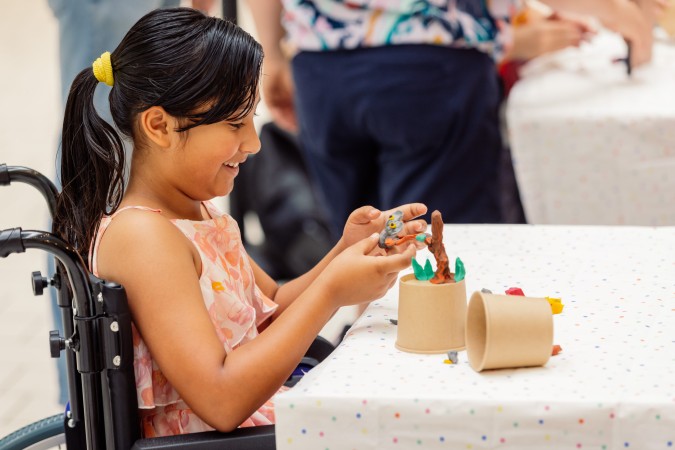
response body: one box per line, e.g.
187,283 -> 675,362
540,0 -> 653,66
245,0 -> 286,65
96,209 -> 415,432
245,0 -> 298,132
632,0 -> 670,26
190,0 -> 216,13
255,204 -> 429,319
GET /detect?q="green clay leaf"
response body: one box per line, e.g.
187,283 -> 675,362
454,257 -> 466,282
423,259 -> 434,278
412,257 -> 424,279
412,257 -> 434,281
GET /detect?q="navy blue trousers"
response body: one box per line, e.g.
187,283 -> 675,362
292,45 -> 503,238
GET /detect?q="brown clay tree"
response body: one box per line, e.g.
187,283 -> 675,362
428,210 -> 452,284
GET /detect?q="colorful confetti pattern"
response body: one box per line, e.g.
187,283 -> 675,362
275,225 -> 675,449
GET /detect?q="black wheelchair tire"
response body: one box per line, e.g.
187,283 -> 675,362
0,414 -> 66,450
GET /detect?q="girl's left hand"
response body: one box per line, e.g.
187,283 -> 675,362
340,203 -> 429,252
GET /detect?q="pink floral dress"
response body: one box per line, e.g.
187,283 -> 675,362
90,201 -> 283,437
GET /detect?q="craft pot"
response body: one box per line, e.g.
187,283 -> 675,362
465,291 -> 553,372
395,274 -> 467,354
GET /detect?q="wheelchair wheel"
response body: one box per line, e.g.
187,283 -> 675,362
0,414 -> 66,450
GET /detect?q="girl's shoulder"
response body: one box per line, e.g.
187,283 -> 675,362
95,206 -> 199,280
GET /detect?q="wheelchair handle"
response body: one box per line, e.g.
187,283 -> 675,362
0,227 -> 25,257
0,227 -> 107,446
0,227 -> 93,316
0,163 -> 59,219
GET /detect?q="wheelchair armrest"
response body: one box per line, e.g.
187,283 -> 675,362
130,425 -> 276,450
306,334 -> 335,362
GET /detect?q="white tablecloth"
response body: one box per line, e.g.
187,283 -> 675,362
506,30 -> 675,225
275,225 -> 675,449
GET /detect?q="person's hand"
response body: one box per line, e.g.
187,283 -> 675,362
340,203 -> 428,251
604,0 -> 653,67
633,0 -> 670,26
261,60 -> 298,133
319,234 -> 417,308
508,11 -> 595,61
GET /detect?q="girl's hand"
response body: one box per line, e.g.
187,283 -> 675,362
320,234 -> 417,308
340,203 -> 428,250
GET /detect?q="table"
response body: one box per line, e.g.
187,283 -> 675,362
506,30 -> 675,225
275,225 -> 675,449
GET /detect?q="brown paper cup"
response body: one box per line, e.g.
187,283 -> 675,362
395,274 -> 467,354
465,291 -> 553,372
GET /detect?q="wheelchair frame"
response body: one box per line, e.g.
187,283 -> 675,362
0,163 -> 333,449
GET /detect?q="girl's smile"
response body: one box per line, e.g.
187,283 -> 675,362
222,161 -> 241,176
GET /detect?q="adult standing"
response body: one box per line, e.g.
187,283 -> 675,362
250,1 -> 518,238
248,0 -> 654,239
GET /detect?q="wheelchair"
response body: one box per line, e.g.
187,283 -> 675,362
0,163 -> 336,450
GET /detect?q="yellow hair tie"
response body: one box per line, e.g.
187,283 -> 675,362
92,51 -> 114,86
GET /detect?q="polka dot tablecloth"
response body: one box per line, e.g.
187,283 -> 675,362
275,225 -> 675,449
506,29 -> 675,226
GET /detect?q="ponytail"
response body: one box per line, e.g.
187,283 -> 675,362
54,68 -> 126,264
53,8 -> 263,265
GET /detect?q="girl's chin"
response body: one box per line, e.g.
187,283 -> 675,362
213,180 -> 235,198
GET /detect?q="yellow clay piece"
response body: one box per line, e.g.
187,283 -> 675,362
546,297 -> 564,314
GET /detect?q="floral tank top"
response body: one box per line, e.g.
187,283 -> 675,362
90,201 -> 283,437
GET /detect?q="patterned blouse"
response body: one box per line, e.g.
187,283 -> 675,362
281,0 -> 521,61
90,201 -> 284,437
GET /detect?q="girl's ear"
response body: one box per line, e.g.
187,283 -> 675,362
139,106 -> 178,148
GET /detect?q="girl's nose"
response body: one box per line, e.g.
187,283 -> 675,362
241,123 -> 261,155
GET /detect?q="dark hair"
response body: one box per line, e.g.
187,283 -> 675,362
54,7 -> 263,263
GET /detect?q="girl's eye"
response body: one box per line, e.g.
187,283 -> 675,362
228,122 -> 244,130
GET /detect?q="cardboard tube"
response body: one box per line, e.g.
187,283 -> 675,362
395,274 -> 467,354
466,291 -> 553,372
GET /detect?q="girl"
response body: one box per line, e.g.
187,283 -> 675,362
53,7 -> 426,437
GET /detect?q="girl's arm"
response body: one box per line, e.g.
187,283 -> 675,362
250,235 -> 347,319
96,209 -> 415,432
254,204 -> 428,319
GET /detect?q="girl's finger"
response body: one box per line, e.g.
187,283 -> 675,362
380,244 -> 416,273
355,233 -> 381,255
350,206 -> 380,225
386,203 -> 428,222
400,219 -> 427,236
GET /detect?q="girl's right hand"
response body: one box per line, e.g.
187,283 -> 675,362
318,233 -> 417,308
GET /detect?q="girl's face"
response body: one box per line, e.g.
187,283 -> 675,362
173,97 -> 261,201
